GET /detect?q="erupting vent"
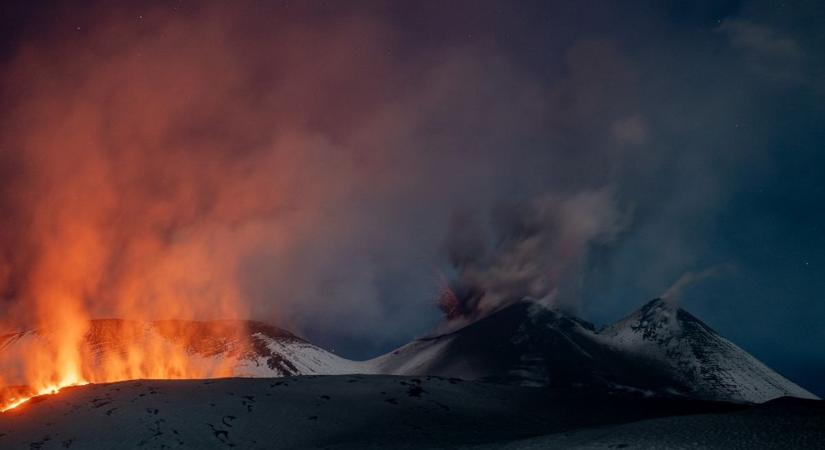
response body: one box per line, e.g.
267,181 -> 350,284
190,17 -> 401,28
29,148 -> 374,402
0,319 -> 350,411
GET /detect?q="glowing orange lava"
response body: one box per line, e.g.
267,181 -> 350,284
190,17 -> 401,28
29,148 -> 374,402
1,381 -> 88,412
0,319 -> 250,412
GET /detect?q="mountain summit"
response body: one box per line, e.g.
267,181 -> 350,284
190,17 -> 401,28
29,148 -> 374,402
371,298 -> 817,403
601,298 -> 816,403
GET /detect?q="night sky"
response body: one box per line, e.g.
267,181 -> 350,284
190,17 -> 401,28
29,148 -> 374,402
0,1 -> 823,396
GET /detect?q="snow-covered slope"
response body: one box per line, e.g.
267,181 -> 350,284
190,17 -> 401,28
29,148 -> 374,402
467,397 -> 825,450
235,323 -> 370,377
600,298 -> 817,403
0,376 -> 821,450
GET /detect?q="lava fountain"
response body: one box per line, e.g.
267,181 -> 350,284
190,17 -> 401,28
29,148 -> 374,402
0,1 -> 411,412
0,192 -> 253,412
0,318 -> 254,412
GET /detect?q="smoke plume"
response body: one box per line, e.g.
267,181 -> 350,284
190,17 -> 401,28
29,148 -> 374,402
439,189 -> 626,324
0,2 -> 643,343
660,265 -> 736,304
0,0 -> 803,361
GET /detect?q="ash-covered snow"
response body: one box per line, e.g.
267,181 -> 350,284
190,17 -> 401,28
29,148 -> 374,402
0,376 -> 822,449
0,376 -> 600,449
367,337 -> 453,377
371,299 -> 817,404
463,397 -> 825,450
600,298 -> 818,403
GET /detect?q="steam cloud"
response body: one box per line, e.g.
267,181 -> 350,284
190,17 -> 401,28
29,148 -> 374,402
0,1 -> 798,355
660,265 -> 736,304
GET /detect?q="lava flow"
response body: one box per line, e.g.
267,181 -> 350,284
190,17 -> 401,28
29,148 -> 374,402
1,381 -> 88,412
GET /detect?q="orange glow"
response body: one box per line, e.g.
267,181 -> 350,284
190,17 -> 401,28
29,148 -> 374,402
0,2 -> 297,412
1,381 -> 88,412
0,319 -> 249,412
0,3 -> 400,412
0,222 -> 250,412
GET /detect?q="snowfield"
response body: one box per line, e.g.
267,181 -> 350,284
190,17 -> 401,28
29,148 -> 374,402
464,397 -> 825,450
0,376 -> 822,449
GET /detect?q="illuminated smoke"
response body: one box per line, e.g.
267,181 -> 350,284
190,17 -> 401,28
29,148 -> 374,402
0,1 -> 560,395
0,0 -> 760,390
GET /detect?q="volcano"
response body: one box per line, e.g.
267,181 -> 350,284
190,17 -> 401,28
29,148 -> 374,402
0,299 -> 821,449
369,298 -> 816,403
601,298 -> 817,403
1,298 -> 815,408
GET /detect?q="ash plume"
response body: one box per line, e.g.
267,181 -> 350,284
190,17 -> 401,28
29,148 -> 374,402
439,189 -> 626,324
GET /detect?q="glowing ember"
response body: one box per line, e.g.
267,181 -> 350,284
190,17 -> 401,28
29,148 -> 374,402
1,381 -> 88,412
